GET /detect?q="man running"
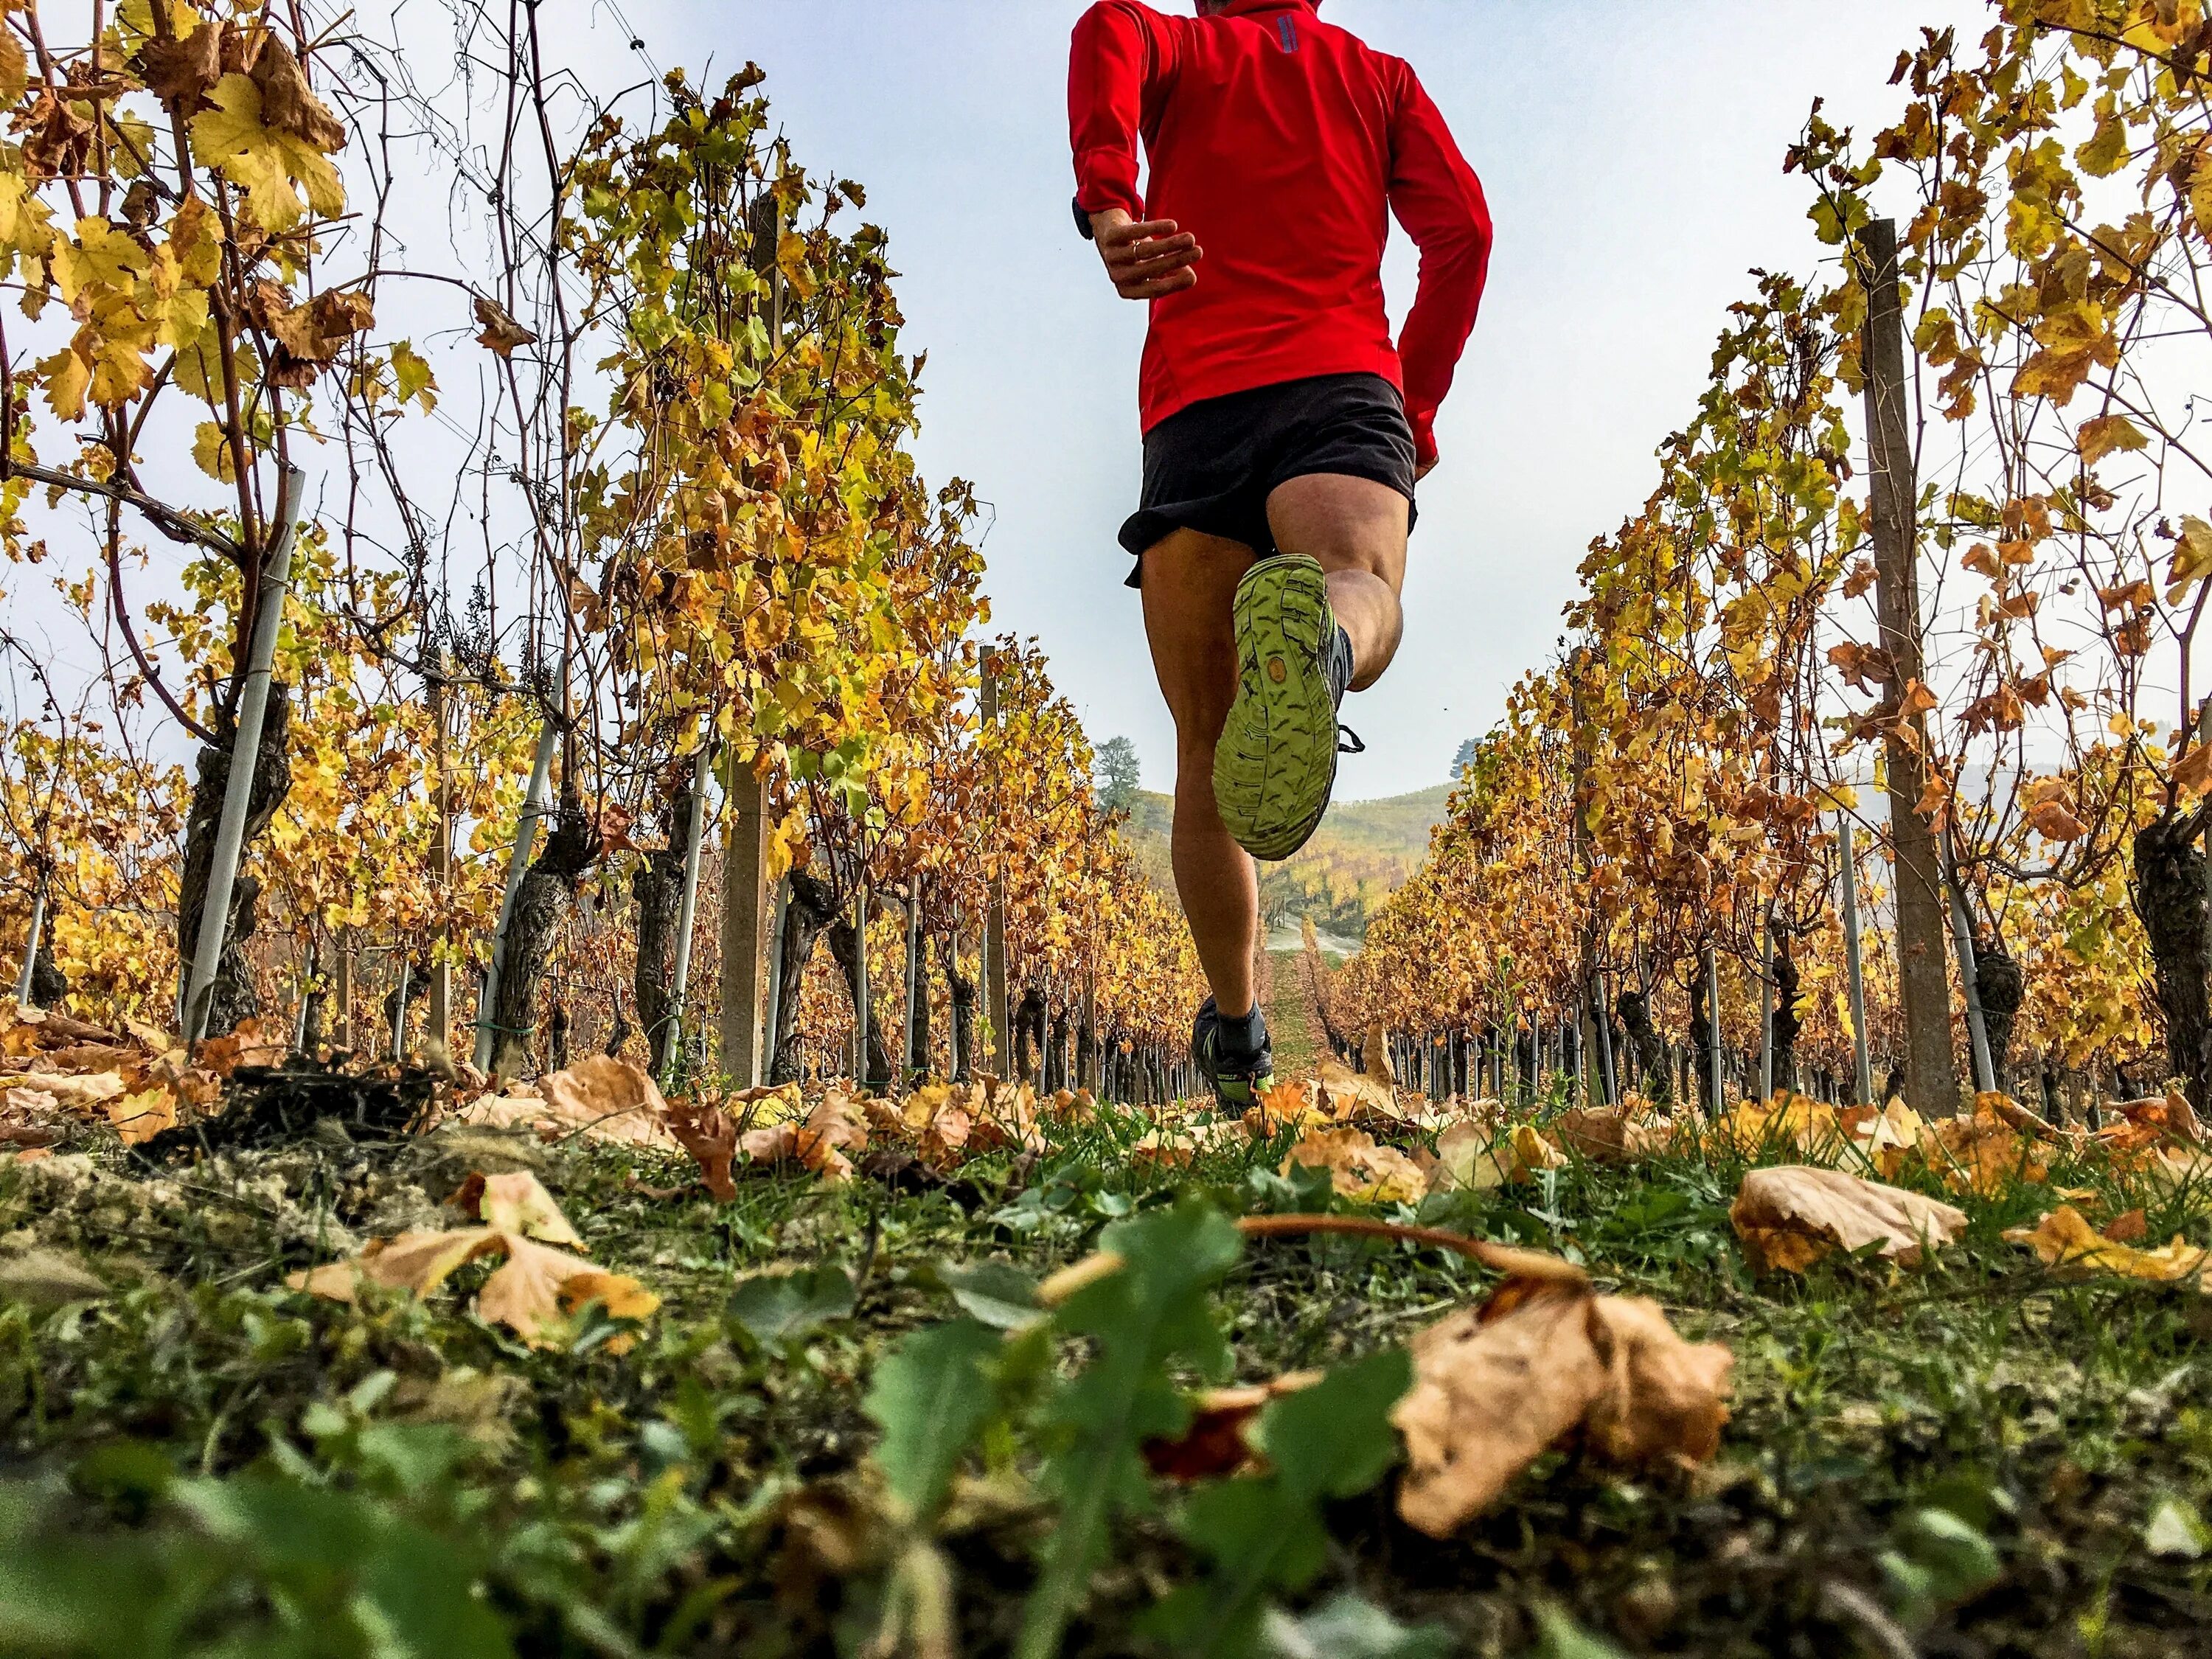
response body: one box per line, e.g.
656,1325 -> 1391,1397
1068,0 -> 1492,1107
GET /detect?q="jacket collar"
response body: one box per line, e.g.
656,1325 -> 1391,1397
1219,0 -> 1318,16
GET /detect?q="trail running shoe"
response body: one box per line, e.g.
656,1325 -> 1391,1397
1192,995 -> 1275,1113
1214,553 -> 1357,862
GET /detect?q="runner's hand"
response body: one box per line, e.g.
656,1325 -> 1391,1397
1090,209 -> 1201,300
1415,456 -> 1438,483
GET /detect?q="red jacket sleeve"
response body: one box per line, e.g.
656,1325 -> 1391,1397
1387,65 -> 1492,467
1069,2 -> 1178,224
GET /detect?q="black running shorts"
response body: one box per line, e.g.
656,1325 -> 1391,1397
1118,372 -> 1418,588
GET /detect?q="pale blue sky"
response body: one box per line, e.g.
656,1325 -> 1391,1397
589,0 -> 1986,799
8,1 -> 1989,799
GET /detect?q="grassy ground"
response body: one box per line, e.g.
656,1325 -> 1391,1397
2,1088 -> 2210,1658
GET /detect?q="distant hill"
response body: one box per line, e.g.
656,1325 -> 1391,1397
1117,781 -> 1453,940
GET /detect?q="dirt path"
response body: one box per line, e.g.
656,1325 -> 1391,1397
1260,947 -> 1329,1077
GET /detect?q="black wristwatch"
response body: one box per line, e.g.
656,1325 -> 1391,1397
1074,195 -> 1097,240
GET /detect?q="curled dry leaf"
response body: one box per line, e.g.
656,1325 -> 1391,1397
2003,1205 -> 2210,1285
106,1085 -> 178,1146
1553,1106 -> 1666,1164
194,1018 -> 285,1079
740,1092 -> 866,1184
1317,1056 -> 1403,1124
1730,1165 -> 1967,1274
1840,1099 -> 1926,1179
664,1097 -> 738,1200
1427,1121 -> 1563,1193
1913,1101 -> 2048,1197
465,1056 -> 682,1152
1142,1370 -> 1325,1481
451,1170 -> 585,1246
1281,1126 -> 1427,1204
1392,1274 -> 1731,1537
1708,1094 -> 1849,1162
288,1225 -> 658,1349
473,293 -> 538,356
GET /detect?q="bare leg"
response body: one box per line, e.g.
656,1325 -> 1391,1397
1266,473 -> 1409,689
1141,528 -> 1261,1019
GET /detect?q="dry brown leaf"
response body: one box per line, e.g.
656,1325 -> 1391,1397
106,1085 -> 178,1146
1318,1056 -> 1403,1123
1281,1126 -> 1427,1204
288,1225 -> 658,1349
451,1170 -> 584,1246
1730,1165 -> 1967,1273
2003,1205 -> 2210,1284
15,1071 -> 125,1110
473,293 -> 538,356
1142,1370 -> 1325,1482
1362,1021 -> 1397,1085
466,1056 -> 682,1152
1554,1107 -> 1666,1164
195,1018 -> 285,1079
1129,1128 -> 1196,1172
1914,1102 -> 2048,1196
1427,1121 -> 1565,1193
2104,1208 -> 2149,1245
1392,1276 -> 1731,1536
664,1097 -> 738,1200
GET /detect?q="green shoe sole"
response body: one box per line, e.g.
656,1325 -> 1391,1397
1214,553 -> 1340,863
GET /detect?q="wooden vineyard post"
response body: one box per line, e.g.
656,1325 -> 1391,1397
181,465 -> 306,1044
719,754 -> 771,1089
1944,844 -> 1996,1093
11,883 -> 44,1007
980,649 -> 1011,1077
1839,821 -> 1875,1107
473,719 -> 557,1074
717,194 -> 788,1091
427,663 -> 453,1064
1860,217 -> 1961,1115
1703,941 -> 1723,1118
664,745 -> 713,1088
1758,912 -> 1775,1102
334,932 -> 354,1050
902,886 -> 922,1084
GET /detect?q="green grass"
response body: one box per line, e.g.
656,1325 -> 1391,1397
3,1098 -> 2210,1657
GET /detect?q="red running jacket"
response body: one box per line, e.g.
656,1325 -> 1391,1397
1069,0 -> 1492,467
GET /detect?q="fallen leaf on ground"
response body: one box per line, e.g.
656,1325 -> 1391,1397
1428,1121 -> 1565,1192
1729,1165 -> 1967,1273
1318,1057 -> 1403,1122
1392,1270 -> 1732,1536
1282,1126 -> 1427,1204
195,1018 -> 285,1078
2003,1205 -> 2210,1284
2102,1091 -> 2205,1155
289,1225 -> 658,1348
0,1247 -> 108,1307
1840,1099 -> 1926,1179
1130,1128 -> 1196,1172
1913,1101 -> 2048,1197
461,1055 -> 681,1152
1709,1095 -> 1848,1162
1142,1370 -> 1325,1481
11,1071 -> 125,1110
1244,1078 -> 1324,1137
664,1097 -> 738,1200
740,1092 -> 866,1183
2104,1208 -> 2149,1245
105,1085 -> 178,1145
1554,1107 -> 1666,1164
451,1170 -> 584,1245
